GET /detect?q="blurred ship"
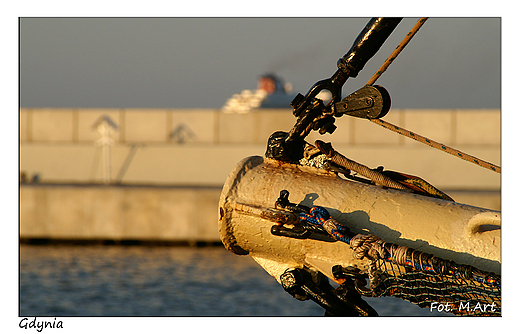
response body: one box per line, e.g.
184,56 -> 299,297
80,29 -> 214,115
222,74 -> 295,113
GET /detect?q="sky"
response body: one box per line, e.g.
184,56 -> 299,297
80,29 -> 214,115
19,17 -> 501,110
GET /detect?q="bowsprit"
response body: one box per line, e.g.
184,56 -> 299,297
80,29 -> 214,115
218,17 -> 501,316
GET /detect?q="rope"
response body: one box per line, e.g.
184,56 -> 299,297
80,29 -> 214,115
296,204 -> 501,314
296,205 -> 501,289
330,151 -> 410,190
299,206 -> 352,243
363,17 -> 501,174
315,140 -> 411,191
366,17 -> 428,86
369,118 -> 501,173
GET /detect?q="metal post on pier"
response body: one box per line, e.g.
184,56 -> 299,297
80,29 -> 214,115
92,115 -> 119,185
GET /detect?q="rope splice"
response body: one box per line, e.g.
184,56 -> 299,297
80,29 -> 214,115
314,140 -> 454,201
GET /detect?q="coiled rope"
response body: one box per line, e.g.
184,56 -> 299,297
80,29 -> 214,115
366,17 -> 501,174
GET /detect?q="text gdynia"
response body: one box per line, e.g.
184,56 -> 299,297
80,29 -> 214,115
19,317 -> 63,332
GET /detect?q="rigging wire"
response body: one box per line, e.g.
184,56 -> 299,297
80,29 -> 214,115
365,18 -> 500,174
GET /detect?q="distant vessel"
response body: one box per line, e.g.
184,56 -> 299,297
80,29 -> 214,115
222,74 -> 295,113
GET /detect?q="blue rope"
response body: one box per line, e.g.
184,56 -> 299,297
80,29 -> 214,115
299,206 -> 352,243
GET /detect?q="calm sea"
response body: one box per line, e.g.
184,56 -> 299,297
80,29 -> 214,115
19,244 -> 449,317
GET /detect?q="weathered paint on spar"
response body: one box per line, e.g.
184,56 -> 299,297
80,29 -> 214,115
219,156 -> 500,282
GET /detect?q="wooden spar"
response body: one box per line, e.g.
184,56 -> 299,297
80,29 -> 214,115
218,156 -> 501,284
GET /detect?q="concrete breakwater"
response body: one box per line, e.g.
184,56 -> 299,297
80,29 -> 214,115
19,183 -> 500,244
19,108 -> 500,242
20,184 -> 222,244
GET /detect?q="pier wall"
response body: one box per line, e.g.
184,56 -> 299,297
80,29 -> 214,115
20,184 -> 221,243
19,108 -> 501,242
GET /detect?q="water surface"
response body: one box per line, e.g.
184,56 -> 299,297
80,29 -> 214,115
20,244 -> 446,316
